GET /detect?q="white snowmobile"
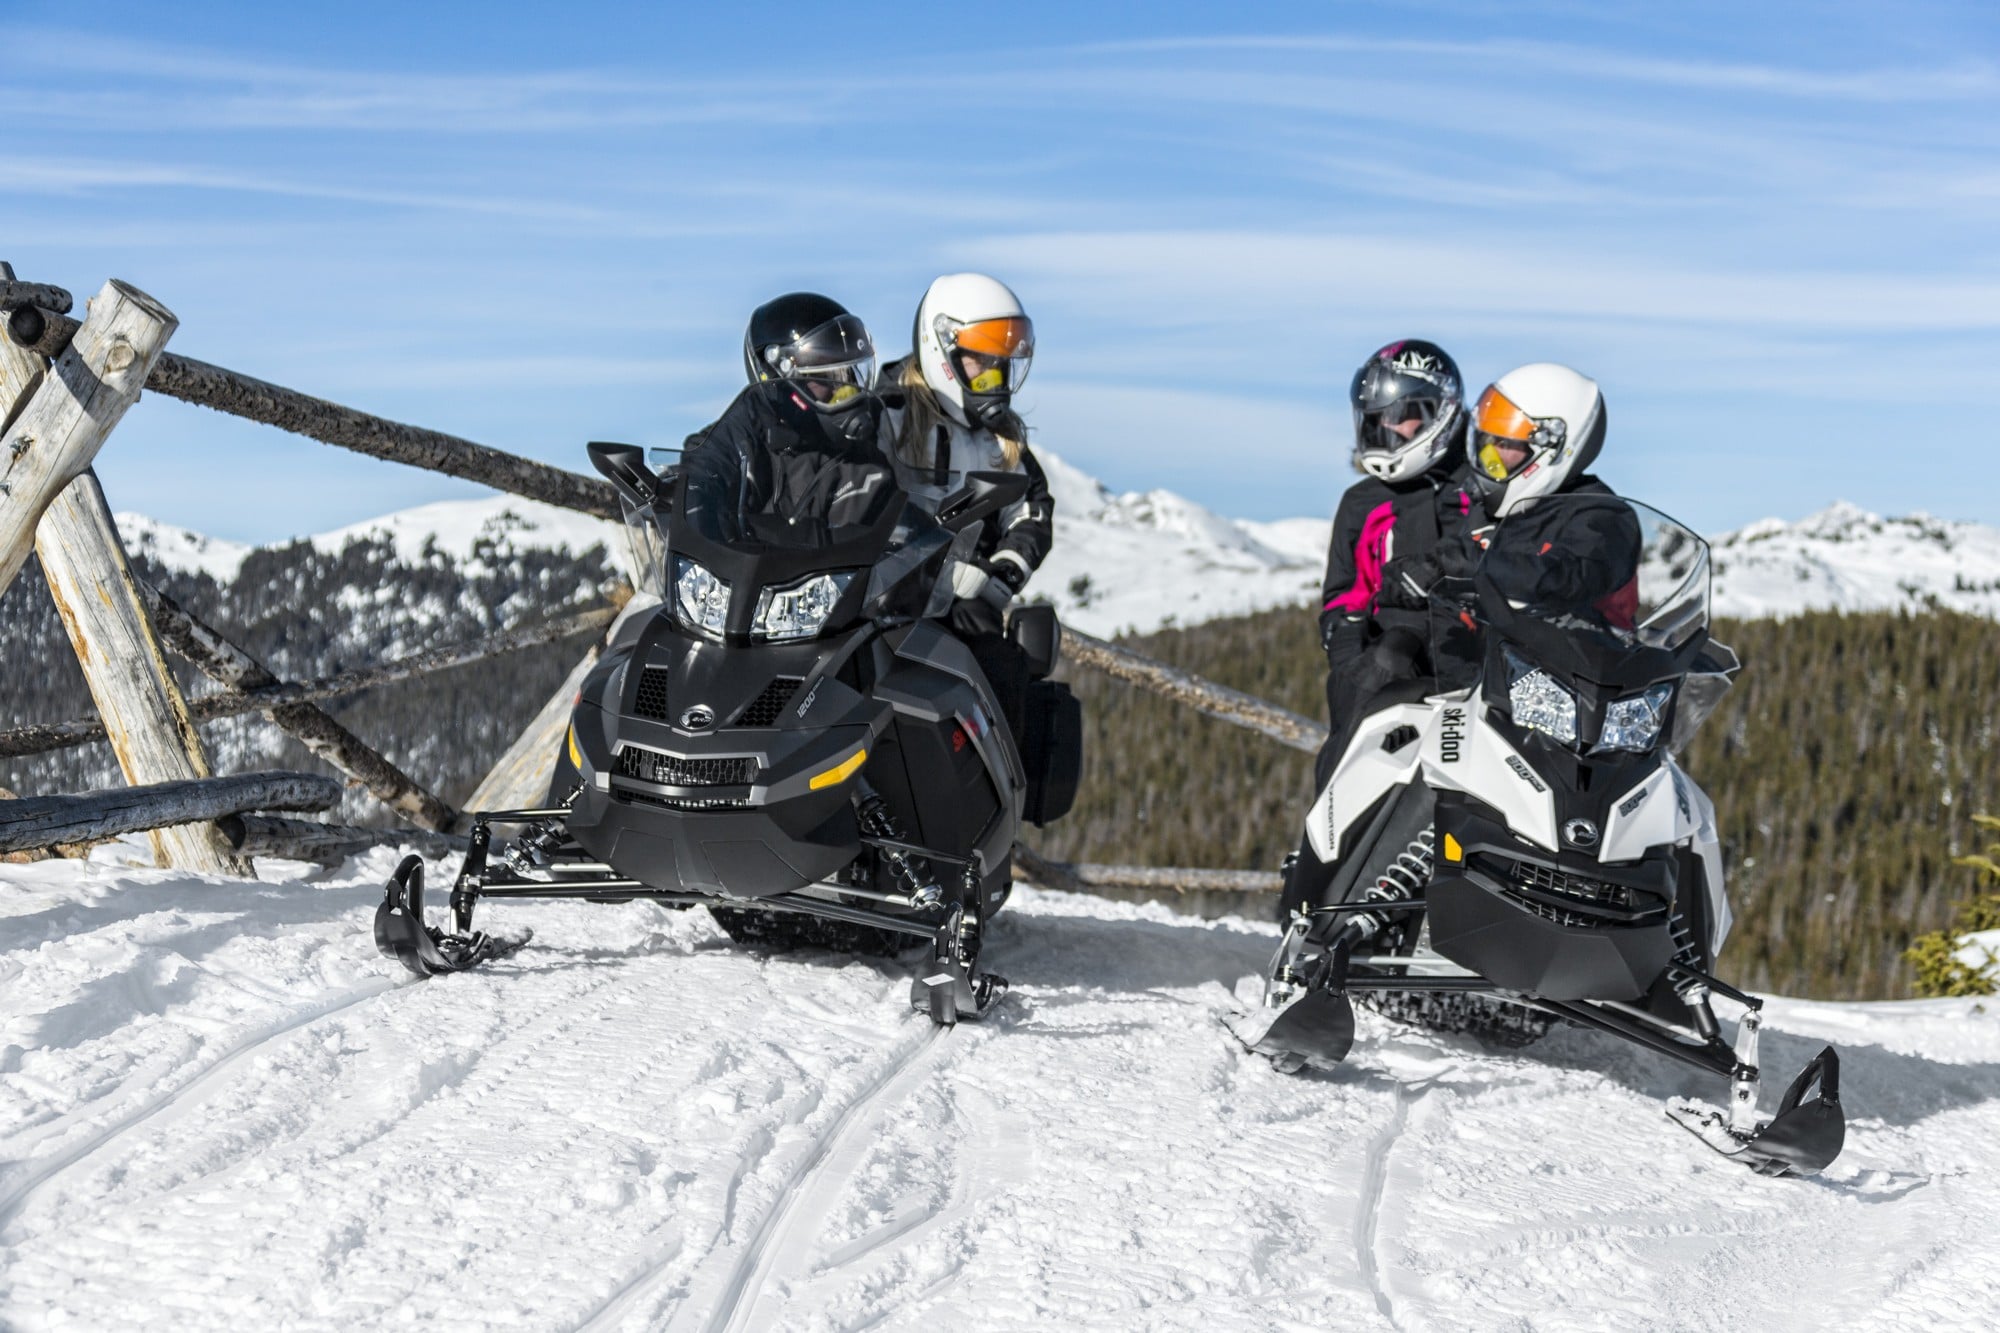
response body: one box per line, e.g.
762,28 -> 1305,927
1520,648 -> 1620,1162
1242,493 -> 1844,1177
375,443 -> 1082,1026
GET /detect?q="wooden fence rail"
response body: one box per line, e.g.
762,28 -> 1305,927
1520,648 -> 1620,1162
0,772 -> 343,854
145,354 -> 622,521
0,604 -> 617,759
1059,626 -> 1326,753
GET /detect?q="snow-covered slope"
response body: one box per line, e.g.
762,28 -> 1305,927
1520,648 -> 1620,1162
2,852 -> 1995,1329
114,468 -> 2000,640
1711,502 -> 2000,621
118,495 -> 625,583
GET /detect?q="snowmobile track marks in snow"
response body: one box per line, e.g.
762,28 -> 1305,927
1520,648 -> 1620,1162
0,976 -> 397,1237
1356,1083 -> 1420,1329
575,1021 -> 950,1333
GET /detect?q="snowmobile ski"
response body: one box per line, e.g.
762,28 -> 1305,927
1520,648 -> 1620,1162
374,853 -> 529,977
1664,1009 -> 1845,1177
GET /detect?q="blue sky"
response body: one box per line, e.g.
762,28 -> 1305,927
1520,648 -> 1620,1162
4,1 -> 1997,540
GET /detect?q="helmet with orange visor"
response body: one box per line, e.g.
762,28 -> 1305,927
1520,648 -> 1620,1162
914,273 -> 1035,431
1466,363 -> 1607,517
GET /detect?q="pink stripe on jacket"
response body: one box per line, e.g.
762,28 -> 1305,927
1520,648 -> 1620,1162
1325,500 -> 1396,613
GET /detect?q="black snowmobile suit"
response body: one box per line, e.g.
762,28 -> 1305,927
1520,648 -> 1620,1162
680,380 -> 892,539
1316,441 -> 1483,775
1478,477 -> 1639,621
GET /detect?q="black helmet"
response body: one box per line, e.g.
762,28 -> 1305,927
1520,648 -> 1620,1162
1349,339 -> 1464,483
742,292 -> 878,415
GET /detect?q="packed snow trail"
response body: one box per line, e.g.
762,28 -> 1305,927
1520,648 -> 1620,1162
5,851 -> 2000,1330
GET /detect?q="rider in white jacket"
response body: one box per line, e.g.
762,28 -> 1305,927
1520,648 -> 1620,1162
879,273 -> 1054,736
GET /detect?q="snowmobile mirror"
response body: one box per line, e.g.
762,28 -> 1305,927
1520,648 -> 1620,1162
588,441 -> 660,510
935,470 -> 1030,533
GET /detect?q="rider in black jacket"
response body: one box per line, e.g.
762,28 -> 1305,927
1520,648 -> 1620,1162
1315,340 -> 1483,784
681,293 -> 893,542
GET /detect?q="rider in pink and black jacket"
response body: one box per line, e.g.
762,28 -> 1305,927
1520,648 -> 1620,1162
1315,340 -> 1484,784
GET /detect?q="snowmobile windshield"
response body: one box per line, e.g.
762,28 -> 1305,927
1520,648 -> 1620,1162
1476,494 -> 1709,653
669,455 -> 929,642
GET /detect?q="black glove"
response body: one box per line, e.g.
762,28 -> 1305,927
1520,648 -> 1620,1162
982,555 -> 1031,599
1379,538 -> 1478,608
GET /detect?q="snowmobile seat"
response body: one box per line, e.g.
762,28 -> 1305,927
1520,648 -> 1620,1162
1007,603 -> 1061,680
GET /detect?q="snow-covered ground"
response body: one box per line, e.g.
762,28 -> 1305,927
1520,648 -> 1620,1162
4,850 -> 1997,1330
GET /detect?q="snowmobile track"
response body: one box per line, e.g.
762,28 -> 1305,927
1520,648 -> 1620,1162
1355,1083 -> 1418,1329
708,1022 -> 952,1333
572,1019 -> 950,1333
0,975 -> 397,1236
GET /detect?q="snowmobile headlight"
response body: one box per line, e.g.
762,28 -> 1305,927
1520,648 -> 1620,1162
752,571 -> 855,642
1503,645 -> 1577,746
673,556 -> 731,637
1595,682 -> 1675,754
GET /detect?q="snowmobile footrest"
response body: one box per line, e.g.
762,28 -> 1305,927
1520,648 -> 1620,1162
1667,1045 -> 1845,1177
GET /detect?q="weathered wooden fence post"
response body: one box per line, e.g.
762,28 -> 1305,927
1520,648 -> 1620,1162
461,595 -> 650,815
1,280 -> 249,874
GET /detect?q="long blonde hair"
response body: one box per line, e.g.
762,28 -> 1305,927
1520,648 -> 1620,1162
895,359 -> 1026,471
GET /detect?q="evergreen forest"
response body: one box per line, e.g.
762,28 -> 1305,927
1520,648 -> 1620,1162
1021,605 -> 2000,1001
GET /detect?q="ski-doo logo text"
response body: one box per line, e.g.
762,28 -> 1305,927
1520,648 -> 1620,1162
1505,755 -> 1547,792
1440,708 -> 1466,762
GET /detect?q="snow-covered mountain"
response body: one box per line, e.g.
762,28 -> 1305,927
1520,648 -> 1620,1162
114,459 -> 2000,637
1710,502 -> 2000,621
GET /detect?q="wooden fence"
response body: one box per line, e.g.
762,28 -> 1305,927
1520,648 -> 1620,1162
0,265 -> 1313,895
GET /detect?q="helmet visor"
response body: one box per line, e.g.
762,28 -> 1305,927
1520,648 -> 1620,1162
954,348 -> 1032,396
1471,385 -> 1547,482
769,311 -> 876,409
1355,395 -> 1441,457
791,358 -> 876,409
940,315 -> 1034,394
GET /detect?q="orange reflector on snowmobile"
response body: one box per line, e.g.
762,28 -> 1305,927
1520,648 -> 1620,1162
566,723 -> 582,771
808,747 -> 868,791
1443,833 -> 1463,863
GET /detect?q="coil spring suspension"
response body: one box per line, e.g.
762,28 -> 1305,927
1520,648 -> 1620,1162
1667,908 -> 1723,1040
1351,826 -> 1436,944
853,781 -> 943,907
1668,910 -> 1705,971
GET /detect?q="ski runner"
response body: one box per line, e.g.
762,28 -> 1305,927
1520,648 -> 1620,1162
878,273 -> 1053,742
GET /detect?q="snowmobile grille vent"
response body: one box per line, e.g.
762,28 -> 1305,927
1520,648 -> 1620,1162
1381,724 -> 1421,753
614,745 -> 759,787
622,790 -> 751,812
735,676 -> 805,727
1488,856 -> 1668,929
632,668 -> 673,720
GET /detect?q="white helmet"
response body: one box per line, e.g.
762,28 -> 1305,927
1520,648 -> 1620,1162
914,273 -> 1034,430
1467,363 -> 1607,518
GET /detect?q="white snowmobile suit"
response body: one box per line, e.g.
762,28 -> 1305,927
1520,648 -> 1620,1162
877,395 -> 1054,593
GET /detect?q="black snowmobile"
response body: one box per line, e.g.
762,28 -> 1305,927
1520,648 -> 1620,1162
1238,494 -> 1845,1176
376,442 -> 1082,1025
